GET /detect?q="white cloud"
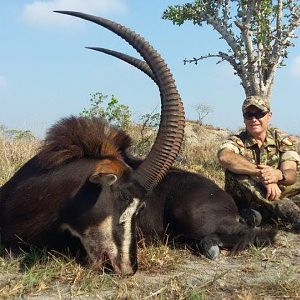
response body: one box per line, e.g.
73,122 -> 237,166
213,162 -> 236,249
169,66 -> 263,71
0,76 -> 8,90
23,0 -> 127,27
291,55 -> 300,78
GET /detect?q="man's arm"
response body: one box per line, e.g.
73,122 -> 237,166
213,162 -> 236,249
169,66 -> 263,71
280,161 -> 298,185
218,149 -> 260,176
218,149 -> 282,201
258,160 -> 297,186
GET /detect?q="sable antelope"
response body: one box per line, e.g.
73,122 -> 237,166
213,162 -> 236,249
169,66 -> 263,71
0,11 -> 185,275
82,47 -> 277,260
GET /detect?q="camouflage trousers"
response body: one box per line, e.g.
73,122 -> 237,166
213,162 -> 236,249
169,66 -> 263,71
225,171 -> 300,221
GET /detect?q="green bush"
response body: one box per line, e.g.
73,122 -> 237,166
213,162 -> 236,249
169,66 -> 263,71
80,92 -> 132,131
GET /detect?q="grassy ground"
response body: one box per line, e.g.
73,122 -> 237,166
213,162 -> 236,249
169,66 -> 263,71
1,124 -> 300,299
1,232 -> 299,299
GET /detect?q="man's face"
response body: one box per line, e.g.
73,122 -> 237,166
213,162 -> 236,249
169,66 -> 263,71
243,105 -> 272,136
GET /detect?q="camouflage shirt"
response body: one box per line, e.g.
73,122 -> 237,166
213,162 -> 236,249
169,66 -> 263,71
219,127 -> 300,168
219,127 -> 300,206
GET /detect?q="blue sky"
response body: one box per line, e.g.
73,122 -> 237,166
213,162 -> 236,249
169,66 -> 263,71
1,1 -> 299,137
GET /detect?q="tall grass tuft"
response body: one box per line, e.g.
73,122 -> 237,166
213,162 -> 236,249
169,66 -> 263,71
0,135 -> 40,186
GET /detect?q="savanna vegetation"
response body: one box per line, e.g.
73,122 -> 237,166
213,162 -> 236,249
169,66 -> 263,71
1,94 -> 300,299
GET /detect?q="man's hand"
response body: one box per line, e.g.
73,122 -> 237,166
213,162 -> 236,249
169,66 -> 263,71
257,164 -> 282,185
265,183 -> 282,201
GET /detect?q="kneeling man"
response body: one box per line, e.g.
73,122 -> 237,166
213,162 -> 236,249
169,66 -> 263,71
218,96 -> 300,232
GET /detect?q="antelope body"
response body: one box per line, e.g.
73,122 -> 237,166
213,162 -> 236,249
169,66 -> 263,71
0,11 -> 185,275
135,163 -> 277,259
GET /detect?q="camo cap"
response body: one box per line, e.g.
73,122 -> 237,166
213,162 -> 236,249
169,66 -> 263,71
242,96 -> 270,113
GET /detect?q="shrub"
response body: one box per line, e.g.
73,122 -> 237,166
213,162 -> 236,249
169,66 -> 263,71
80,92 -> 131,131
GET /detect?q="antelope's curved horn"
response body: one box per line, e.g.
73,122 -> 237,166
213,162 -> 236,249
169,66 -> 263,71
54,11 -> 185,192
86,47 -> 156,82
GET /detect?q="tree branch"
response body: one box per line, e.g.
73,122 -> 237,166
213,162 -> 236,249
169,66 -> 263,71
237,2 -> 260,95
206,16 -> 251,91
265,0 -> 300,94
184,51 -> 248,89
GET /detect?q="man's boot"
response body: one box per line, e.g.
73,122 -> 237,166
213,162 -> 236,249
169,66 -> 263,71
274,198 -> 300,233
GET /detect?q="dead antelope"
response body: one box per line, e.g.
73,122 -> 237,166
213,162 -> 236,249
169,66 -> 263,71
0,11 -> 185,275
84,46 -> 277,260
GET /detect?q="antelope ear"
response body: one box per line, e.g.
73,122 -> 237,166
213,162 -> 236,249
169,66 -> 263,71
89,173 -> 118,186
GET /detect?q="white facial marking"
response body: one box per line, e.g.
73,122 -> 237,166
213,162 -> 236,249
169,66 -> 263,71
61,217 -> 117,263
119,197 -> 140,270
119,198 -> 140,224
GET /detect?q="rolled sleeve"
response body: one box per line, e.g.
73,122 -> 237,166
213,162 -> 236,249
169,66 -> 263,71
218,140 -> 240,154
281,150 -> 300,165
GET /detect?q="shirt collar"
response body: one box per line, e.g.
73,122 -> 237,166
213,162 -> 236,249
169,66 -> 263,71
244,128 -> 276,148
265,129 -> 277,147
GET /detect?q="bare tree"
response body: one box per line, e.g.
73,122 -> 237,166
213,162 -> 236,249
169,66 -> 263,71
195,103 -> 213,125
163,1 -> 300,103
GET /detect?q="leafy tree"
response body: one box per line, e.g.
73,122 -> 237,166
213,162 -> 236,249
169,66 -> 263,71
163,1 -> 300,102
80,92 -> 132,130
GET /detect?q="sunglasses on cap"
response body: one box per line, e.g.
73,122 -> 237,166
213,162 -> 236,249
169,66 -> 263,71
243,110 -> 269,120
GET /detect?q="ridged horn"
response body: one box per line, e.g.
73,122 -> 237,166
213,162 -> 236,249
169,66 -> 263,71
86,47 -> 156,82
86,48 -> 185,184
54,11 -> 185,192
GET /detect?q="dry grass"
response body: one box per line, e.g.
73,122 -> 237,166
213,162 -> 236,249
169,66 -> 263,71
0,246 -> 201,299
0,135 -> 40,185
175,122 -> 227,187
137,234 -> 188,273
0,247 -> 116,298
1,125 -> 300,299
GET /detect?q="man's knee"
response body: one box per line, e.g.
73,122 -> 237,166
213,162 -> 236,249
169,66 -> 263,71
226,172 -> 268,205
227,172 -> 260,189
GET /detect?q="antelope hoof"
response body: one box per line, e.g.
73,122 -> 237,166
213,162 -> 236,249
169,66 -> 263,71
204,245 -> 220,260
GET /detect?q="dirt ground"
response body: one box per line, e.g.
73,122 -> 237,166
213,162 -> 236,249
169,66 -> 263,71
130,229 -> 300,299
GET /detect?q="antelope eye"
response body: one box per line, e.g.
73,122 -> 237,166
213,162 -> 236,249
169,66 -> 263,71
119,190 -> 132,204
